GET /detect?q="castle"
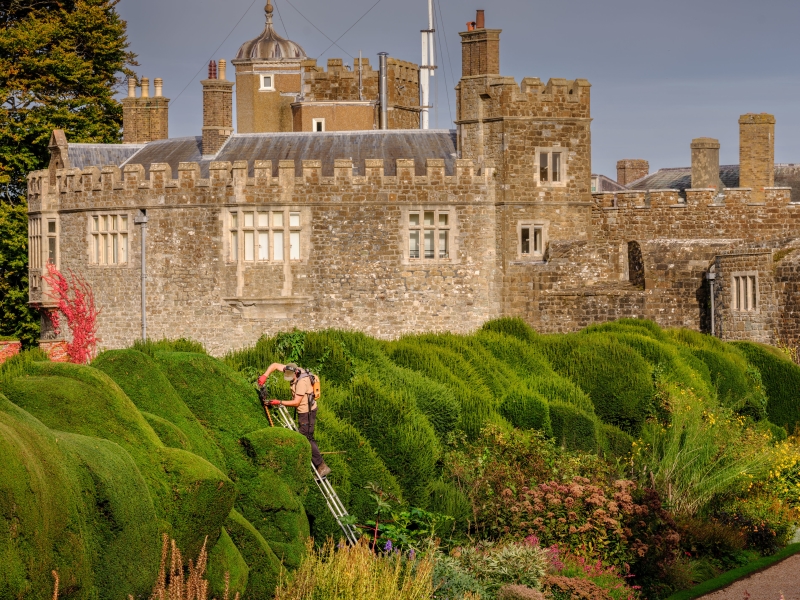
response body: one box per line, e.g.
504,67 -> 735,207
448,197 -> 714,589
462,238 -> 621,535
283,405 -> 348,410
26,5 -> 800,356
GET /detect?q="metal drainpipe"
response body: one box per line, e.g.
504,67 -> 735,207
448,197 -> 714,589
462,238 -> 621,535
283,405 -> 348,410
378,52 -> 388,130
134,209 -> 148,340
707,270 -> 716,336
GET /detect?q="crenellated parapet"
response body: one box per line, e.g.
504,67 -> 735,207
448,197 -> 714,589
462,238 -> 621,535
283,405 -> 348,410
591,186 -> 800,241
26,157 -> 491,212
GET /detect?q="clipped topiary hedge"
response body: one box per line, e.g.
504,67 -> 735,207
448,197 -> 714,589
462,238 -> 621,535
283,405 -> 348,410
499,390 -> 553,437
733,341 -> 800,432
549,401 -> 599,453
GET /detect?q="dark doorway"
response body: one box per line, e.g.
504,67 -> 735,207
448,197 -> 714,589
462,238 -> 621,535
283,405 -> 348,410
628,242 -> 645,289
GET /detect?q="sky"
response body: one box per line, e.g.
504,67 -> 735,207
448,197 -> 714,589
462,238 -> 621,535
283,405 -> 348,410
116,0 -> 800,178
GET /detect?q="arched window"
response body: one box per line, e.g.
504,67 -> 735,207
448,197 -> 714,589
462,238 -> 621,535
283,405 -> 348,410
628,241 -> 645,288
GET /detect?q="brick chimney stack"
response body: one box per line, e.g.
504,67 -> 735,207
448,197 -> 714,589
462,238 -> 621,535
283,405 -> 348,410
201,59 -> 235,156
459,9 -> 501,77
122,76 -> 170,144
691,138 -> 723,190
616,159 -> 649,186
739,113 -> 775,202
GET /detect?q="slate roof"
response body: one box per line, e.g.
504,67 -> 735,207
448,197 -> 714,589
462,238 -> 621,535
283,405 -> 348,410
592,174 -> 627,192
626,166 -> 741,191
626,164 -> 800,201
67,143 -> 145,170
123,130 -> 459,177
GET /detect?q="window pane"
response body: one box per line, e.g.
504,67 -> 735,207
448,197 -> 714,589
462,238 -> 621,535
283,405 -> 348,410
290,232 -> 300,260
273,212 -> 284,227
101,215 -> 108,231
230,212 -> 238,228
244,231 -> 255,261
93,216 -> 99,232
112,234 -> 118,264
750,276 -> 757,310
94,235 -> 100,263
120,234 -> 128,263
230,231 -> 238,261
552,153 -> 561,183
120,216 -> 128,231
424,230 -> 434,259
439,231 -> 449,259
521,228 -> 530,254
105,234 -> 112,264
290,212 -> 300,227
258,212 -> 269,227
273,232 -> 284,261
48,237 -> 56,263
409,231 -> 420,259
244,212 -> 254,227
48,220 -> 56,234
439,213 -> 449,227
539,153 -> 549,182
409,213 -> 420,227
424,211 -> 435,227
259,232 -> 269,260
533,228 -> 543,254
111,215 -> 117,231
734,277 -> 741,311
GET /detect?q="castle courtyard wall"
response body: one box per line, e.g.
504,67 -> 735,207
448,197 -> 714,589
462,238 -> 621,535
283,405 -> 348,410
28,159 -> 499,355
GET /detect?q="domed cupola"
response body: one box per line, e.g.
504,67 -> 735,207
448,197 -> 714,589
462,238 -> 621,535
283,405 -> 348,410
236,1 -> 307,61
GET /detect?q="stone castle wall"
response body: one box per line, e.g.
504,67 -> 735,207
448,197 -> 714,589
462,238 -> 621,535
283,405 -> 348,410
28,159 -> 499,355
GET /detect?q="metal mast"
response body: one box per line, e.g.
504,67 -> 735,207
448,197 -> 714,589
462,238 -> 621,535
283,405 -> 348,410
420,0 -> 436,129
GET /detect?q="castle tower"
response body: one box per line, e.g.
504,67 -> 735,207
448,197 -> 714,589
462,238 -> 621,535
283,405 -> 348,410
232,1 -> 306,133
122,77 -> 169,143
739,113 -> 775,202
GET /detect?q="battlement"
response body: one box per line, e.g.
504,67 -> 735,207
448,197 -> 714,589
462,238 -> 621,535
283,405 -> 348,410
302,57 -> 419,84
457,75 -> 591,122
27,157 -> 491,208
591,186 -> 800,243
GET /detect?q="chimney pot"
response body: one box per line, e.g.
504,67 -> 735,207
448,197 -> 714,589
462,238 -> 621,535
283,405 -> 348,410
127,77 -> 136,98
154,78 -> 163,98
140,77 -> 150,98
476,9 -> 485,29
467,21 -> 475,31
218,59 -> 227,81
208,60 -> 217,80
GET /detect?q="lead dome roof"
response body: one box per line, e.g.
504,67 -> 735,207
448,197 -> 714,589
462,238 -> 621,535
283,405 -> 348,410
235,1 -> 307,61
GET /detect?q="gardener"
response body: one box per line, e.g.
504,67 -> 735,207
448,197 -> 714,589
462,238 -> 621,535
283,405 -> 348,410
259,363 -> 331,478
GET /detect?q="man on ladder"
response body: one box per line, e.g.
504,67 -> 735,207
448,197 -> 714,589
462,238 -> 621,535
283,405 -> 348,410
258,362 -> 332,478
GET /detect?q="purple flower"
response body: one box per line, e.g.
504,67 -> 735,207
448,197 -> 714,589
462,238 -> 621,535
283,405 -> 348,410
384,539 -> 393,552
409,549 -> 416,560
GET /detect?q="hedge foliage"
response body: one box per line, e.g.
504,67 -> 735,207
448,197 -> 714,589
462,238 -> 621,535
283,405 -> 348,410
4,319 -> 795,598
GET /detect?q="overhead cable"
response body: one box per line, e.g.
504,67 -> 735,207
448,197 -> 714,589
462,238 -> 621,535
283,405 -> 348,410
316,0 -> 384,60
173,0 -> 259,104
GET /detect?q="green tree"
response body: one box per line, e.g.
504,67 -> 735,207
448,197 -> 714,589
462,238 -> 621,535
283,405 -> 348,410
0,0 -> 136,343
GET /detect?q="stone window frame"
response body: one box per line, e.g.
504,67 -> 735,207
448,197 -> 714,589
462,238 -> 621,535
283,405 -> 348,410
731,271 -> 759,313
517,220 -> 549,260
400,206 -> 458,265
312,118 -> 326,132
88,212 -> 129,267
226,207 -> 307,265
534,146 -> 567,188
29,216 -> 43,289
259,74 -> 275,91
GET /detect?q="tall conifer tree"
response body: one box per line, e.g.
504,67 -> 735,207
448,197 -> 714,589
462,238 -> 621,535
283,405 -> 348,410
0,0 -> 136,345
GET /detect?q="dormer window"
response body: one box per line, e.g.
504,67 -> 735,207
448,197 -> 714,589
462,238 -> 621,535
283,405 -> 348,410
312,118 -> 325,132
260,75 -> 274,91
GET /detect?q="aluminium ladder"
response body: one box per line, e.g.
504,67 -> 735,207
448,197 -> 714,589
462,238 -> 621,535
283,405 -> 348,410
272,404 -> 359,546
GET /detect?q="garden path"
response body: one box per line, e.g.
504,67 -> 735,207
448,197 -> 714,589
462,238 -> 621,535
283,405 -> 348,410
699,553 -> 800,600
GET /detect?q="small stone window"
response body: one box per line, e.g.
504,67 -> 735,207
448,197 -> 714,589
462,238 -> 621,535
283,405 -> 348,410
732,274 -> 758,312
29,217 -> 42,288
312,118 -> 325,132
260,74 -> 274,91
536,149 -> 565,186
408,210 -> 450,260
90,214 -> 128,266
229,209 -> 302,263
518,221 -> 547,259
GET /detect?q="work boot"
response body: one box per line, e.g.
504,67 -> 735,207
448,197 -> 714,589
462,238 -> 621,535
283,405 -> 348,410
316,462 -> 332,479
